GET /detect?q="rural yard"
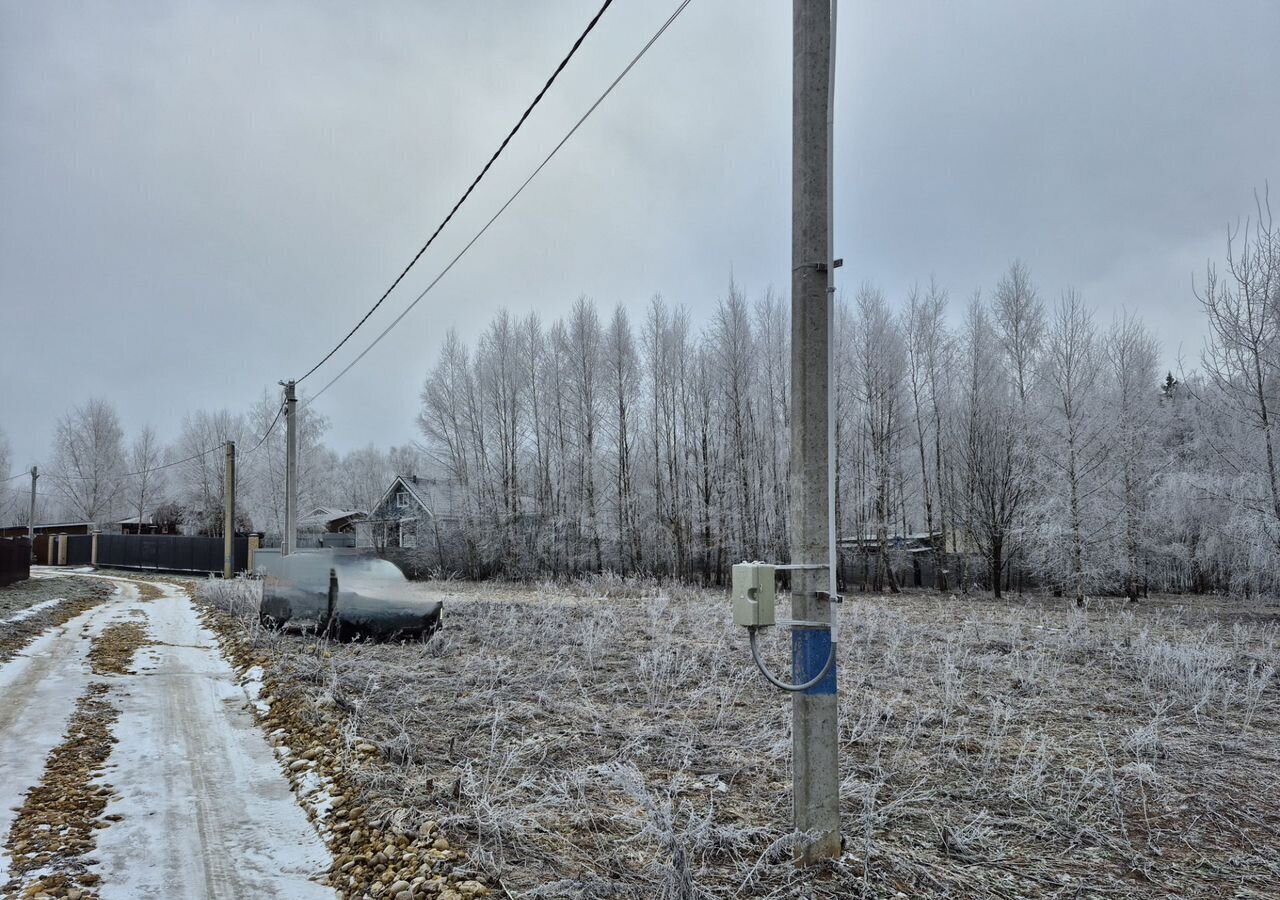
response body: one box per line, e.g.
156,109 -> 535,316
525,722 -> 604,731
194,575 -> 1279,899
1,568 -> 1278,898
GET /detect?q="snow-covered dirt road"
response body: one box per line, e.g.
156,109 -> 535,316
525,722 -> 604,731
0,582 -> 132,883
0,574 -> 334,898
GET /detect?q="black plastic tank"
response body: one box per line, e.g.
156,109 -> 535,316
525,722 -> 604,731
257,549 -> 442,640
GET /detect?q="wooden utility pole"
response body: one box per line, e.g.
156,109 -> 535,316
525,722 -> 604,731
223,441 -> 236,578
790,0 -> 840,863
283,380 -> 298,556
27,466 -> 38,548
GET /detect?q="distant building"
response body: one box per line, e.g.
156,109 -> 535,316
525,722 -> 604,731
0,522 -> 94,566
838,529 -> 976,555
118,514 -> 179,535
298,507 -> 369,548
368,474 -> 462,550
839,531 -> 941,554
0,521 -> 93,538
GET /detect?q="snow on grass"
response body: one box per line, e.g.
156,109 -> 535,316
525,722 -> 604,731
0,597 -> 63,626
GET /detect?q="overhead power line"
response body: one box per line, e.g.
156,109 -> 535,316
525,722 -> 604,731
242,402 -> 286,457
2,471 -> 29,482
45,393 -> 285,484
304,0 -> 696,407
50,444 -> 225,482
295,0 -> 616,386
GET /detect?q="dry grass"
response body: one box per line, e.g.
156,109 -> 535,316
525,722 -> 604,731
0,576 -> 114,664
201,576 -> 1280,899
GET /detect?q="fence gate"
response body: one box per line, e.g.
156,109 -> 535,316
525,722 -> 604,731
66,535 -> 93,566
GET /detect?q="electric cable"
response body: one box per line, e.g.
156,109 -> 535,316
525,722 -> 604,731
51,394 -> 285,483
295,0 -> 616,386
50,443 -> 226,482
303,0 -> 696,407
2,471 -> 29,482
241,402 -> 286,458
748,625 -> 837,693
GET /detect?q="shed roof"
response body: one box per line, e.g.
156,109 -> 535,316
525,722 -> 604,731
298,507 -> 367,527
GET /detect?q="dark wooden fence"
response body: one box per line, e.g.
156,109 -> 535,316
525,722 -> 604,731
32,535 -> 54,565
95,534 -> 249,574
66,534 -> 93,566
0,537 -> 31,586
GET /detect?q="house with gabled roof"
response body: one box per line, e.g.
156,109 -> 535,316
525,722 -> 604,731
368,474 -> 463,550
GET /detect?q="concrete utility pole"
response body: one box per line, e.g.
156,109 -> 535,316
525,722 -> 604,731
283,380 -> 298,556
28,466 -> 38,546
790,0 -> 840,863
223,441 -> 236,578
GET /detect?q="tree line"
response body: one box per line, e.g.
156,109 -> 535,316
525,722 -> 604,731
3,191 -> 1275,598
416,196 -> 1278,597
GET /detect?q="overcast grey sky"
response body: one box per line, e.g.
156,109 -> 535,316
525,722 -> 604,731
2,0 -> 1277,472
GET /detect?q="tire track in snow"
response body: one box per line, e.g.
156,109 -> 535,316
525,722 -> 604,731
89,579 -> 334,899
0,582 -> 138,884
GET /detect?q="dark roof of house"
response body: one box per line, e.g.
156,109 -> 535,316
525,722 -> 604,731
299,507 -> 367,527
1,521 -> 94,531
372,476 -> 432,520
371,473 -> 469,522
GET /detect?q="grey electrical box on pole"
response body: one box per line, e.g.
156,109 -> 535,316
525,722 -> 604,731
283,380 -> 298,557
790,0 -> 841,862
224,441 -> 236,578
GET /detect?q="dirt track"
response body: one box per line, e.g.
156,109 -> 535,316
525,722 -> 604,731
0,572 -> 333,899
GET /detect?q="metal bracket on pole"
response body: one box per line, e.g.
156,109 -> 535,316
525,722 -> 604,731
777,618 -> 832,630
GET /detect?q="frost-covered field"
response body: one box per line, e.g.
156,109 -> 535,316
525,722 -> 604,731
206,578 -> 1280,899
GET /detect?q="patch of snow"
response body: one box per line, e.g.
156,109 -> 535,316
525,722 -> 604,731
243,665 -> 265,699
295,768 -> 338,823
242,664 -> 271,715
0,597 -> 63,626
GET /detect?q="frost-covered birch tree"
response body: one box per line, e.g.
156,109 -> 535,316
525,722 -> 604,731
904,278 -> 949,586
1196,189 -> 1280,552
1039,291 -> 1110,604
128,425 -> 165,531
954,294 -> 1026,598
853,285 -> 908,591
1106,313 -> 1161,599
51,398 -> 126,524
